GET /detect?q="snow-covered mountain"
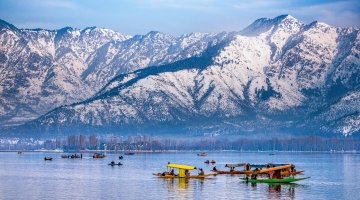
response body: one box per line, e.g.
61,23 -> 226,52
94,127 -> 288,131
0,19 -> 228,127
2,15 -> 359,136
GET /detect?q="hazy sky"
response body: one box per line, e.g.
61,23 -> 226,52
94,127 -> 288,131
0,0 -> 359,35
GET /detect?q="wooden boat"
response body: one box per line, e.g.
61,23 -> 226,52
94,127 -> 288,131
213,170 -> 303,176
17,151 -> 23,154
197,152 -> 207,156
212,163 -> 247,174
44,157 -> 53,161
205,160 -> 216,164
154,163 -> 215,179
212,170 -> 244,174
215,163 -> 302,177
240,177 -> 310,183
108,162 -> 123,166
93,153 -> 106,158
61,155 -> 69,158
124,152 -> 135,155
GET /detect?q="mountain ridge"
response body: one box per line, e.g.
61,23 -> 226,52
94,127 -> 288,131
1,15 -> 359,136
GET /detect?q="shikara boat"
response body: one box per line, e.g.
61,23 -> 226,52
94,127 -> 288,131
240,177 -> 310,183
44,156 -> 53,161
241,164 -> 293,175
212,163 -> 247,174
93,153 -> 106,158
154,163 -> 215,179
213,170 -> 245,174
214,163 -> 303,177
197,152 -> 207,156
108,162 -> 122,166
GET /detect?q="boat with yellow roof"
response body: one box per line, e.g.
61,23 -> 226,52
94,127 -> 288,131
153,163 -> 215,179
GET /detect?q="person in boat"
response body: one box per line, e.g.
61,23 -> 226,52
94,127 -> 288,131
213,166 -> 217,171
169,169 -> 175,176
290,164 -> 296,172
245,163 -> 250,171
185,170 -> 190,177
111,160 -> 115,165
119,156 -> 123,159
269,170 -> 274,178
199,168 -> 204,176
273,169 -> 282,179
251,167 -> 259,180
230,167 -> 235,172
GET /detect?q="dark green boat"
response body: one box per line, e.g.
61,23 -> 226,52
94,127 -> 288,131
240,177 -> 310,183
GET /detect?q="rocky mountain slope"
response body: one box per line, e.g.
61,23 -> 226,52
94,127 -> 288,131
22,15 -> 359,136
0,19 -> 228,127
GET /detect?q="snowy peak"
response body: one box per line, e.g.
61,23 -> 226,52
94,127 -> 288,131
241,14 -> 302,36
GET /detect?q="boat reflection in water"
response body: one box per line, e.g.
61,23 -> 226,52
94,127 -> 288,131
162,178 -> 206,199
248,182 -> 297,199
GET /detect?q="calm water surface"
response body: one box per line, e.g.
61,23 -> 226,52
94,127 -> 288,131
0,151 -> 359,200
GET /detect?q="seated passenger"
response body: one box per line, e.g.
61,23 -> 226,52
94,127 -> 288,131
199,168 -> 205,176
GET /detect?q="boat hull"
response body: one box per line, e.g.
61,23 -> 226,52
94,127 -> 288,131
108,163 -> 122,166
153,173 -> 214,179
240,177 -> 309,183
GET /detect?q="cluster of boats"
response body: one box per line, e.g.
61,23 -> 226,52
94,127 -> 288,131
204,160 -> 216,164
61,154 -> 83,159
154,162 -> 309,183
43,153 -> 126,166
39,151 -> 309,183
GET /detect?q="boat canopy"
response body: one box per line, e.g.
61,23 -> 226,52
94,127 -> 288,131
259,164 -> 292,173
167,164 -> 196,170
225,163 -> 246,168
250,163 -> 291,168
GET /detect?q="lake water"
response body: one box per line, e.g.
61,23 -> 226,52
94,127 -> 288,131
0,151 -> 359,200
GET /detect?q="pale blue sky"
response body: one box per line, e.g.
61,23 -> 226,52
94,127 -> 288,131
0,0 -> 359,35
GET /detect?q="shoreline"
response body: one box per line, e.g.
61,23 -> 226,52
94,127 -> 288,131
1,149 -> 359,154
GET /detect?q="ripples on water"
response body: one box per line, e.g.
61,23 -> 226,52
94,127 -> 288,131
0,152 -> 359,200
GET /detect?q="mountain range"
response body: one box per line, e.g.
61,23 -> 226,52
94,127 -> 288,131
0,15 -> 359,136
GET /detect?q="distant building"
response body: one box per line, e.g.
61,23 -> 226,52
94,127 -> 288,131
89,135 -> 99,150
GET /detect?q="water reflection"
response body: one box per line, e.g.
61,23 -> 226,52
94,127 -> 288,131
246,182 -> 297,199
161,178 -> 207,199
178,178 -> 190,189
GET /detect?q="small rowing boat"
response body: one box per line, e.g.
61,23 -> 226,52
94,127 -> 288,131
108,162 -> 122,166
93,153 -> 106,158
44,156 -> 53,161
